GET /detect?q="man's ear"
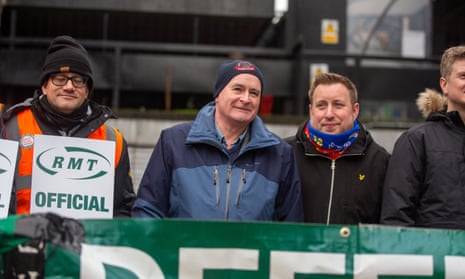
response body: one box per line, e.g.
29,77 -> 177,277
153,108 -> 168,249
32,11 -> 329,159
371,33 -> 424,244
439,77 -> 448,96
41,82 -> 48,95
353,102 -> 360,119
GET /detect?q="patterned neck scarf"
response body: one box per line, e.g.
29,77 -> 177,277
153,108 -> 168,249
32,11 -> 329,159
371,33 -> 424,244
305,120 -> 360,159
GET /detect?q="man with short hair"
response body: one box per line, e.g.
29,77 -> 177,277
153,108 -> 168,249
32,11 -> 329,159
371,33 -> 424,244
381,45 -> 465,229
286,72 -> 390,224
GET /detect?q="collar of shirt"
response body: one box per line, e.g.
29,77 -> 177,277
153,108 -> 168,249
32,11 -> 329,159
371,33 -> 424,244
215,125 -> 249,149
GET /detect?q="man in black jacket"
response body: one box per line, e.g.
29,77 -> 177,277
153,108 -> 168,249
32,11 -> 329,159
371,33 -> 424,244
286,72 -> 390,224
381,45 -> 465,229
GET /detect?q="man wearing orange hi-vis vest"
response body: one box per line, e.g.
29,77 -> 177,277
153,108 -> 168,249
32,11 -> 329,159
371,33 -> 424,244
1,35 -> 135,217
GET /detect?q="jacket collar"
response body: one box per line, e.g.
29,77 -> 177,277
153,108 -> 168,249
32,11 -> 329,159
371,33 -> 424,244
428,110 -> 465,131
186,101 -> 280,151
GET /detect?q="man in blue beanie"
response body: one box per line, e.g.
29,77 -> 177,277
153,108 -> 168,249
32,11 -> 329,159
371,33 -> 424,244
132,60 -> 304,222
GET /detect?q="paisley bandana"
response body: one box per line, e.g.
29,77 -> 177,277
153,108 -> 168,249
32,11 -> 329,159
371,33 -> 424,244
305,120 -> 360,159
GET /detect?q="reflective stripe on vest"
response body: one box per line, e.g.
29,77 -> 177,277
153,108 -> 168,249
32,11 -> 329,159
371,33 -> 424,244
5,108 -> 123,214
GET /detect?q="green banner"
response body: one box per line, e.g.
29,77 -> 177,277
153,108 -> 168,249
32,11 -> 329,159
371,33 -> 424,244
2,216 -> 465,278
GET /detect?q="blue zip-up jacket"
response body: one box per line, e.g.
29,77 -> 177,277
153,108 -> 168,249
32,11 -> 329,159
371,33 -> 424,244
132,102 -> 304,222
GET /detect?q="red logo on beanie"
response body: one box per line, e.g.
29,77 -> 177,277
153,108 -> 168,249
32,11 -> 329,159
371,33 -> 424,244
235,61 -> 256,71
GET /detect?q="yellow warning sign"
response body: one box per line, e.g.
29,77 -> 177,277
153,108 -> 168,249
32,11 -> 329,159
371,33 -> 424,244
321,19 -> 339,44
326,24 -> 335,33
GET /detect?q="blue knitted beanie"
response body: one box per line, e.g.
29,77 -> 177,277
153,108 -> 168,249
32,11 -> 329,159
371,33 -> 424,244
213,60 -> 264,98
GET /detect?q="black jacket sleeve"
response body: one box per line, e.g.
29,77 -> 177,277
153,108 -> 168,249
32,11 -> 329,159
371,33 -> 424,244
113,138 -> 136,217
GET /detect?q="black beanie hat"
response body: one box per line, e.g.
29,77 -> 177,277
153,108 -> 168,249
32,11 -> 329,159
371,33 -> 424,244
213,60 -> 264,98
40,35 -> 93,92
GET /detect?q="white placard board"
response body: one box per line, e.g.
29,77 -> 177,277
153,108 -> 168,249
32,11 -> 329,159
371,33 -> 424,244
30,135 -> 115,219
0,139 -> 19,218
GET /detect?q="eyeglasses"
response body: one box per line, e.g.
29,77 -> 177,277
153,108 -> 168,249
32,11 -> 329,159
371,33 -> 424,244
50,74 -> 88,88
234,61 -> 256,71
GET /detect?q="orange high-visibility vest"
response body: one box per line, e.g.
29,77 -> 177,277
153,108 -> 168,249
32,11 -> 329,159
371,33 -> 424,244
0,103 -> 4,111
5,108 -> 123,214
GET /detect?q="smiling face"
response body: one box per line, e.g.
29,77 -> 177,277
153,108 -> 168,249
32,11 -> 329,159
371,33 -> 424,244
41,72 -> 89,114
214,73 -> 261,129
309,83 -> 359,134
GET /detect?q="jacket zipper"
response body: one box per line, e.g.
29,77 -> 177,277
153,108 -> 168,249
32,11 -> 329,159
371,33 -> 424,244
224,165 -> 232,220
304,152 -> 362,224
326,160 -> 336,224
235,168 -> 247,206
213,166 -> 220,205
213,165 -> 247,220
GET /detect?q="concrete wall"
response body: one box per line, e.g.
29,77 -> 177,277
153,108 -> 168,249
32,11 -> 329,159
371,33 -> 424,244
109,118 -> 405,191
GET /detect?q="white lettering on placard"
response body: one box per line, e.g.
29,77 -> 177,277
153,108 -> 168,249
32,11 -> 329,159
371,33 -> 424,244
178,248 -> 259,279
270,251 -> 345,279
353,254 -> 433,279
445,256 -> 465,278
79,244 -> 465,278
80,244 -> 165,279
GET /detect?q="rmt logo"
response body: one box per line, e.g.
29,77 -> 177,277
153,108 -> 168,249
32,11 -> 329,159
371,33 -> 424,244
36,146 -> 111,180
